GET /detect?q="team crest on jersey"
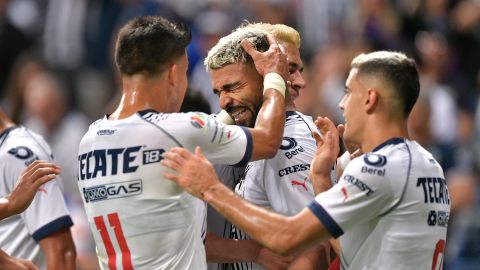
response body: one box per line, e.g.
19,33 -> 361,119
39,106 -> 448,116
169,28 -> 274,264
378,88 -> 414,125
83,179 -> 142,203
363,153 -> 387,167
190,113 -> 208,129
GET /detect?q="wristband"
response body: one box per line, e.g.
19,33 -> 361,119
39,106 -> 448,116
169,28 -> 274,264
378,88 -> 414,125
263,73 -> 286,97
217,110 -> 235,125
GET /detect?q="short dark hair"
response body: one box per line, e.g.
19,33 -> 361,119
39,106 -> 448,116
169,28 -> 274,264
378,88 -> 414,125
351,51 -> 420,117
115,16 -> 191,76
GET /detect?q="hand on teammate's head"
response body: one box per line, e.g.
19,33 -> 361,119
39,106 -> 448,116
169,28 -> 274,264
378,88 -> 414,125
240,33 -> 288,80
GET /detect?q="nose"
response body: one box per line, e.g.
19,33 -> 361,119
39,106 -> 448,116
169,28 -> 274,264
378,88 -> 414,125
339,95 -> 346,111
219,92 -> 233,110
290,71 -> 306,91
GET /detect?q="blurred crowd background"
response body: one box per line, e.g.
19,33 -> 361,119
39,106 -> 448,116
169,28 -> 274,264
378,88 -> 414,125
0,0 -> 479,269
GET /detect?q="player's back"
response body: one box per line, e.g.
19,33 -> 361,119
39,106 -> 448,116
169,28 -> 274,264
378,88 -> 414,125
78,110 -> 252,270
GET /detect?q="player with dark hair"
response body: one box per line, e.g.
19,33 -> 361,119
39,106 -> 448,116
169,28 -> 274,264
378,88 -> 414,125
162,51 -> 451,270
77,16 -> 288,269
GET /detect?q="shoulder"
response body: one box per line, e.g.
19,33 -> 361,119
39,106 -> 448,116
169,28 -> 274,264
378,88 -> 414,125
1,127 -> 53,161
138,110 -> 215,129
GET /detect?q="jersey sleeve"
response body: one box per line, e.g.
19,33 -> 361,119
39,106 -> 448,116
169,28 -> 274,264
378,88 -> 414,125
4,141 -> 73,242
180,112 -> 253,167
308,155 -> 396,238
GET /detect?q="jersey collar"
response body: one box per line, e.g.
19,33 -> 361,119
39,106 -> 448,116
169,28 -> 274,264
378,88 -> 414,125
286,111 -> 297,117
372,137 -> 405,152
0,125 -> 18,148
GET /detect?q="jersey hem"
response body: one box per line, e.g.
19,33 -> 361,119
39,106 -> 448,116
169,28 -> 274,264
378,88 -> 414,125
32,215 -> 73,242
308,201 -> 344,238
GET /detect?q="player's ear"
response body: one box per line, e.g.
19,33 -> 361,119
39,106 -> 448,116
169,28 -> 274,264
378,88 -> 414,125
365,88 -> 378,114
168,63 -> 178,88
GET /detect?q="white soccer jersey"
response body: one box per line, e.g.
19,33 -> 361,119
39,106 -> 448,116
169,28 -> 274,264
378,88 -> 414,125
0,126 -> 73,269
77,110 -> 253,270
310,138 -> 450,270
211,111 -> 318,270
238,111 -> 318,214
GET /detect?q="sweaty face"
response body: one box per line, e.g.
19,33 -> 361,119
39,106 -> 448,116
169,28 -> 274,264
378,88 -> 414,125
339,68 -> 365,146
278,41 -> 305,100
211,63 -> 263,127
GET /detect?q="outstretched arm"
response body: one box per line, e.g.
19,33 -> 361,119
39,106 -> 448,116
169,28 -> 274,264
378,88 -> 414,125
0,161 -> 60,220
161,145 -> 336,255
206,233 -> 294,268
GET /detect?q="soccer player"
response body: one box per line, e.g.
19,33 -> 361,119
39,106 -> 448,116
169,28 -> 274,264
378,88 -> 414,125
0,108 -> 76,269
0,160 -> 61,270
206,23 -> 328,269
162,51 -> 451,269
77,16 -> 288,269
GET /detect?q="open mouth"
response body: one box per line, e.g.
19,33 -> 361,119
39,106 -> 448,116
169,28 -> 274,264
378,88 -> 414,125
229,107 -> 248,123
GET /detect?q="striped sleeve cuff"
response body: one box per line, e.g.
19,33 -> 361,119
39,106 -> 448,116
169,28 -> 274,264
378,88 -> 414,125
232,126 -> 253,167
308,201 -> 344,238
32,215 -> 74,242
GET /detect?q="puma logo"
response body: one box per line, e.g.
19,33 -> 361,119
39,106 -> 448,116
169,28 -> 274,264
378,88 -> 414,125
341,186 -> 348,202
291,177 -> 308,191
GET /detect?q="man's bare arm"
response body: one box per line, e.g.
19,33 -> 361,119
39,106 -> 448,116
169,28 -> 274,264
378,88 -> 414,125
206,233 -> 294,268
161,147 -> 332,255
38,228 -> 76,270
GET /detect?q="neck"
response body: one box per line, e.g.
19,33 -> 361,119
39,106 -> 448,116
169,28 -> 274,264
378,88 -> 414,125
110,73 -> 170,120
360,118 -> 409,153
285,100 -> 296,111
0,110 -> 15,133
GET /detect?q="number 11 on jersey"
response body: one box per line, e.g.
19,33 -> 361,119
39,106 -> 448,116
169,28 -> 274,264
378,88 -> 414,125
94,213 -> 133,270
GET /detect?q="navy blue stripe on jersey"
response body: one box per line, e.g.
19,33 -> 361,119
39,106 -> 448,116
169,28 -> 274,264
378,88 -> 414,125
138,111 -> 184,147
308,201 -> 344,238
372,137 -> 404,152
32,215 -> 73,242
0,126 -> 18,148
232,127 -> 252,167
285,111 -> 296,117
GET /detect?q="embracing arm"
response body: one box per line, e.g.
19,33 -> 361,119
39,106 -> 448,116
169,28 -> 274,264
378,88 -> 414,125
203,182 -> 329,256
38,228 -> 76,270
206,232 -> 294,268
